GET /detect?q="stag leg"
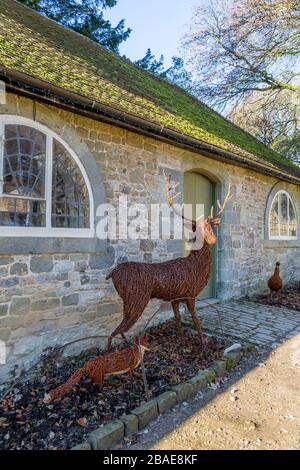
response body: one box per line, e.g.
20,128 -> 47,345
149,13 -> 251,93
186,299 -> 207,358
107,296 -> 151,350
171,300 -> 182,333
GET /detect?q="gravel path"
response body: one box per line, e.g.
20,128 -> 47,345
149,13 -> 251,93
128,333 -> 300,450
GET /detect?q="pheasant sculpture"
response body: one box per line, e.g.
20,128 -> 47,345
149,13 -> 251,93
268,262 -> 283,295
268,262 -> 283,297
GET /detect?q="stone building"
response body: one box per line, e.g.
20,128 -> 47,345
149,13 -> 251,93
0,0 -> 299,383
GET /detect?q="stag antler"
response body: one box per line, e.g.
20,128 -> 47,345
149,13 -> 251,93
163,170 -> 195,224
215,183 -> 234,217
164,170 -> 182,206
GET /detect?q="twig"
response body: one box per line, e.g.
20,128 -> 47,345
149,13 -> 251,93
138,339 -> 150,402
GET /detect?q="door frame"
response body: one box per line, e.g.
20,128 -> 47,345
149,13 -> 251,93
184,170 -> 218,299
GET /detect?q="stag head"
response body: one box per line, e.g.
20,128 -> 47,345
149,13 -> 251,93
164,171 -> 233,246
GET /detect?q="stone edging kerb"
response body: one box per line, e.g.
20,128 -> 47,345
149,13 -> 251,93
71,342 -> 256,450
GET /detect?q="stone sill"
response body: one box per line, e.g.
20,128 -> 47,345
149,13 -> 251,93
0,237 -> 107,255
263,240 -> 299,249
72,342 -> 255,451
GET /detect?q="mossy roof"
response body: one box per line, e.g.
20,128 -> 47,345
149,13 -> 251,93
0,0 -> 299,180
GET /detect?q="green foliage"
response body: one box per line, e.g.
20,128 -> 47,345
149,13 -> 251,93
106,375 -> 120,385
242,342 -> 257,354
135,49 -> 192,92
135,49 -> 165,76
223,355 -> 234,370
204,368 -> 217,382
17,0 -> 131,52
161,56 -> 193,92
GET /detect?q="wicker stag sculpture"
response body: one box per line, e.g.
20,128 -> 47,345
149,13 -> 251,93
44,334 -> 150,403
106,173 -> 233,351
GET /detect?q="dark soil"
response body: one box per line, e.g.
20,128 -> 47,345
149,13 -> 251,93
255,282 -> 300,312
0,320 -> 224,450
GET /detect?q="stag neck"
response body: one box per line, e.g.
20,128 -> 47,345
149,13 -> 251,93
187,239 -> 211,258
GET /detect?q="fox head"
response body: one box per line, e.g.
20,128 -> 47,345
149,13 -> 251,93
134,333 -> 150,352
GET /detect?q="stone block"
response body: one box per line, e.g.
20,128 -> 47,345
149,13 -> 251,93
223,343 -> 242,356
71,442 -> 91,451
30,256 -> 53,273
54,273 -> 68,283
62,294 -> 79,306
156,391 -> 177,414
31,298 -> 60,311
0,305 -> 9,316
120,414 -> 138,437
188,371 -> 208,393
0,267 -> 9,277
10,297 -> 30,315
0,328 -> 10,342
131,400 -> 158,430
97,302 -> 121,317
0,257 -> 13,266
172,383 -> 194,402
211,360 -> 227,378
80,275 -> 90,285
75,261 -> 87,273
223,355 -> 234,371
89,250 -> 114,270
10,263 -> 28,276
223,351 -> 241,368
88,420 -> 124,450
203,368 -> 217,383
140,240 -> 156,252
167,239 -> 183,253
0,277 -> 19,288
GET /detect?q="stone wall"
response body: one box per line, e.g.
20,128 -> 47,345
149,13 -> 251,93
0,92 -> 299,383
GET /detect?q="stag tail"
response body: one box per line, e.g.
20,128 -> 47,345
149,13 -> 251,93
105,270 -> 113,281
43,366 -> 86,403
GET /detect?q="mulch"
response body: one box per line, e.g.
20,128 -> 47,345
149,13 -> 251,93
0,320 -> 224,450
255,282 -> 300,312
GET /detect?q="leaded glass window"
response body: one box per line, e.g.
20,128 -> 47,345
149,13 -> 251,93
0,119 -> 91,233
52,139 -> 90,228
269,191 -> 297,239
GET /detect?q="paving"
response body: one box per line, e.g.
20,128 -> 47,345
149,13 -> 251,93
126,300 -> 300,450
195,300 -> 300,349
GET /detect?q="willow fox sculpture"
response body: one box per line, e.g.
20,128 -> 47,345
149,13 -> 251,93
44,334 -> 150,403
106,173 -> 233,350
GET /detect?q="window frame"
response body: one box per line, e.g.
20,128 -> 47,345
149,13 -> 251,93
0,116 -> 94,238
268,189 -> 297,241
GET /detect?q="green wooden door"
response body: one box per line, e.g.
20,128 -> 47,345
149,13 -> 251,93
184,172 -> 216,300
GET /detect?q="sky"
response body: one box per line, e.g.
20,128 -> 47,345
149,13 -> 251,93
105,0 -> 198,67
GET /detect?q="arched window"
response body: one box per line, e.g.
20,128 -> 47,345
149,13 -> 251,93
0,117 -> 94,237
269,190 -> 297,240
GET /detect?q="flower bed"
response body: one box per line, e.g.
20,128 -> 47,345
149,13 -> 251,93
0,320 -> 224,450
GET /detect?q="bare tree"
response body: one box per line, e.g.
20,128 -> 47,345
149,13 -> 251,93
183,0 -> 300,109
230,92 -> 299,163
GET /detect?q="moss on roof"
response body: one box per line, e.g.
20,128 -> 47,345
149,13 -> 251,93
0,0 -> 299,178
